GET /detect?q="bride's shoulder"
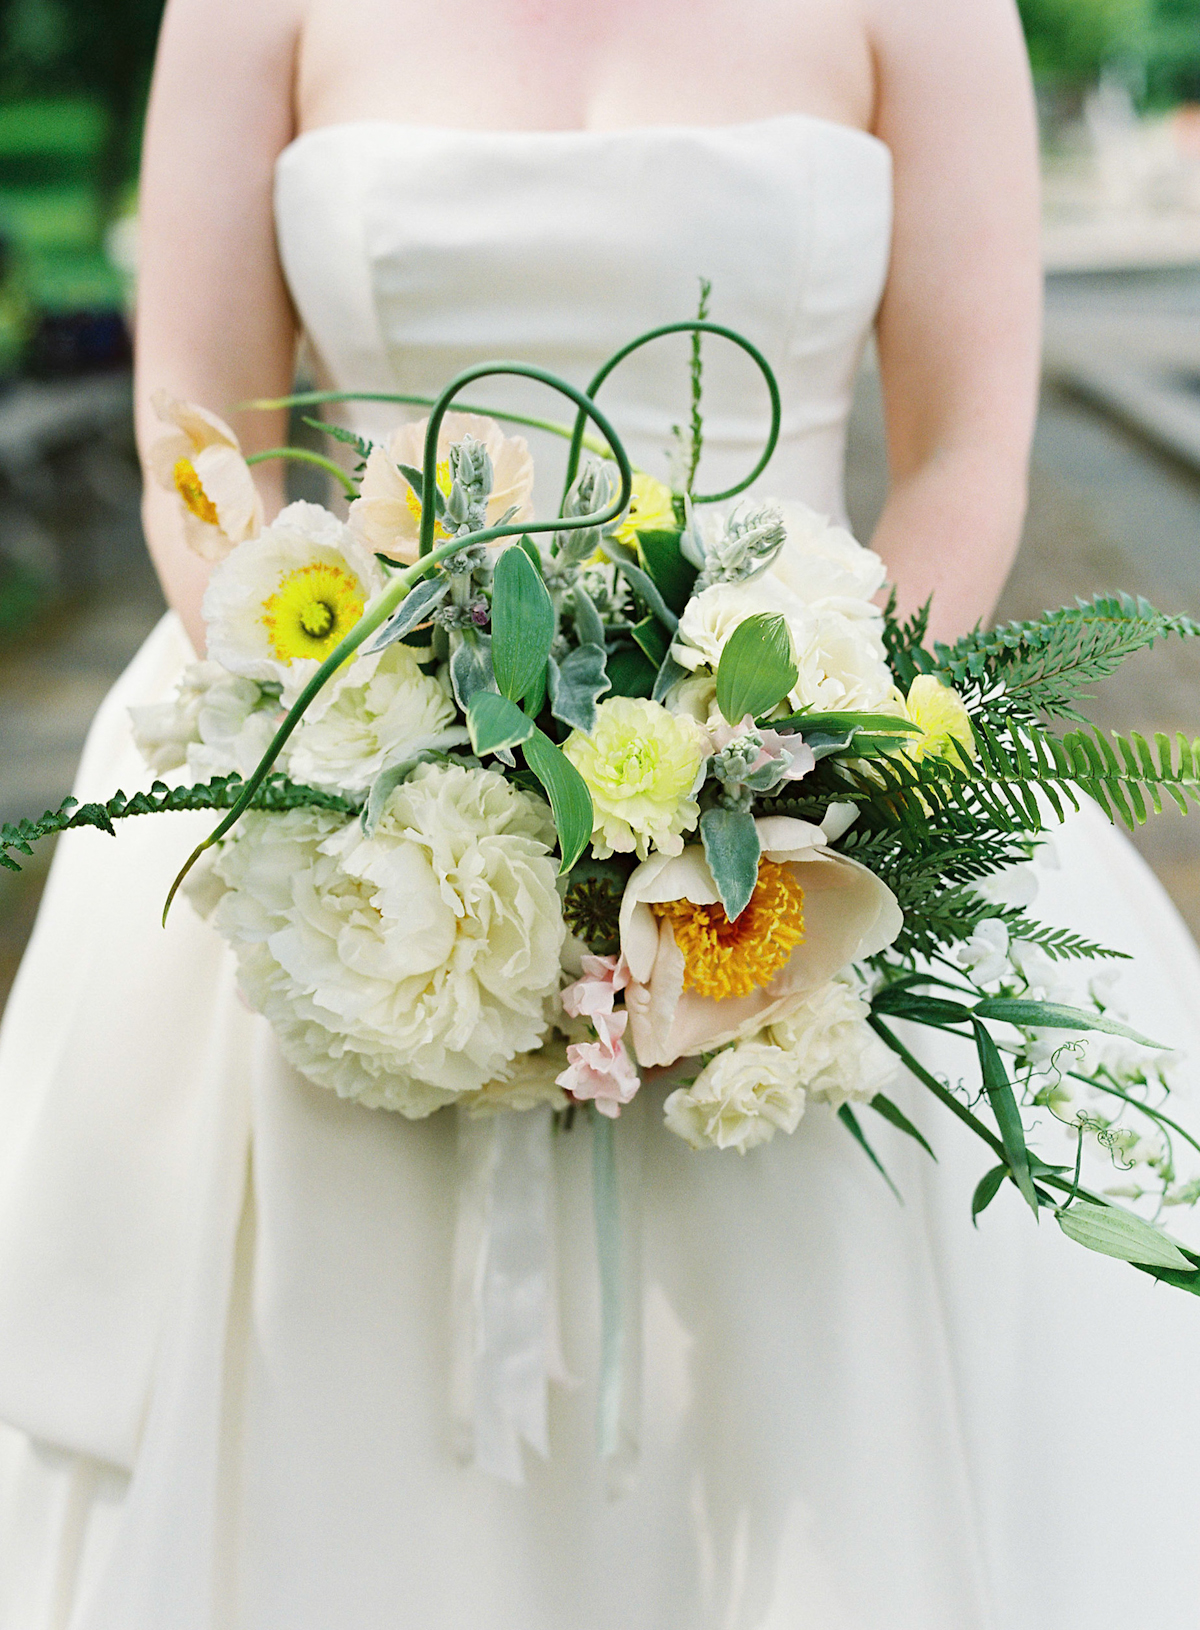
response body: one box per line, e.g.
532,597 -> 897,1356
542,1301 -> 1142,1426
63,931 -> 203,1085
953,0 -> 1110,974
864,0 -> 1030,79
154,0 -> 305,83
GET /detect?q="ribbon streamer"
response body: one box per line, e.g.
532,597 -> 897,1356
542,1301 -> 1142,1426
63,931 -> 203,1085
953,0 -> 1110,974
591,1099 -> 643,1495
451,1104 -> 563,1483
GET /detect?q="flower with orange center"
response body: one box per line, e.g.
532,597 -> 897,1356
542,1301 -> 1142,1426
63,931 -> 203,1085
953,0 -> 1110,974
652,860 -> 806,1001
147,391 -> 263,562
619,814 -> 902,1069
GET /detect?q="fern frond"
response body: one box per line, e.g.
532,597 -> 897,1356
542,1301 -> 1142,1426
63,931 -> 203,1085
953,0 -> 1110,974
0,775 -> 359,874
931,594 -> 1200,721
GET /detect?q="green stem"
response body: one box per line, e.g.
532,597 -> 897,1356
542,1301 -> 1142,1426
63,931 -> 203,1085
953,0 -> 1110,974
1067,1070 -> 1200,1160
241,390 -> 613,460
245,446 -> 359,498
869,1015 -> 1006,1161
561,320 -> 782,508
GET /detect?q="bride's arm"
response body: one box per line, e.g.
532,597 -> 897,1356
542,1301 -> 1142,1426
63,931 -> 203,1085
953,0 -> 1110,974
134,0 -> 303,654
865,0 -> 1042,643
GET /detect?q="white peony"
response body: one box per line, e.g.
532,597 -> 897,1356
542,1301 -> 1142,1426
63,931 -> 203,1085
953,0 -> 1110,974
130,661 -> 283,780
770,501 -> 888,615
200,763 -> 566,1116
286,640 -> 465,794
789,606 -> 897,714
202,501 -> 385,706
767,975 -> 900,1109
663,1040 -> 806,1153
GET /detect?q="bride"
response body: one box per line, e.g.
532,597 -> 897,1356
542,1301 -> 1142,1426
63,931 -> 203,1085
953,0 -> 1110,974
3,1 -> 1200,1625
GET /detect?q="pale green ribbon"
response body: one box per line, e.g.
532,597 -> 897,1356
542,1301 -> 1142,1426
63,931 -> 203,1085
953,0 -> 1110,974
591,1100 -> 643,1493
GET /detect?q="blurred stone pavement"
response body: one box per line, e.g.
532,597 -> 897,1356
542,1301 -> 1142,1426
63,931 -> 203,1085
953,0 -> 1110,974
4,300 -> 1200,1015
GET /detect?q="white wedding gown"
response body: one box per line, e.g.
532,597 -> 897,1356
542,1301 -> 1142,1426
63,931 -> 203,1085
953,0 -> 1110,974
2,115 -> 1200,1630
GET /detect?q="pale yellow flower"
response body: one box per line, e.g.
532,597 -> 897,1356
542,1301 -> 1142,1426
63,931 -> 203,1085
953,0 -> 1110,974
563,696 -> 708,861
902,675 -> 976,765
612,471 -> 677,549
147,391 -> 263,562
349,411 -> 535,564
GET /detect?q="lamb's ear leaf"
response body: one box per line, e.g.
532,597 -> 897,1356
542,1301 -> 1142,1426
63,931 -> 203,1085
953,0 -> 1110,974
571,582 -> 606,648
699,805 -> 761,921
522,727 -> 593,873
973,997 -> 1165,1050
1057,1201 -> 1196,1272
449,630 -> 495,712
548,645 -> 610,735
467,692 -> 535,757
715,613 -> 798,725
491,545 -> 555,703
368,576 -> 450,651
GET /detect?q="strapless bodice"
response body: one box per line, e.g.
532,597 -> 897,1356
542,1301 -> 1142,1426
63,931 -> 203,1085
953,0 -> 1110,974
274,116 -> 892,520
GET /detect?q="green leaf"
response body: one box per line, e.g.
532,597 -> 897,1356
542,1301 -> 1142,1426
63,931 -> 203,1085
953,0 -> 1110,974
602,548 -> 680,632
467,692 -> 535,757
548,644 -> 610,735
571,582 -> 606,648
636,528 -> 697,615
972,1163 -> 1008,1225
396,462 -> 445,518
871,988 -> 974,1027
972,1018 -> 1038,1216
522,728 -> 594,873
972,998 -> 1165,1049
770,709 -> 922,736
652,653 -> 691,705
715,613 -> 799,725
631,614 -> 671,671
1056,1201 -> 1196,1271
699,806 -> 762,921
516,533 -> 544,574
869,1092 -> 936,1160
605,644 -> 658,698
837,1105 -> 902,1203
491,545 -> 555,703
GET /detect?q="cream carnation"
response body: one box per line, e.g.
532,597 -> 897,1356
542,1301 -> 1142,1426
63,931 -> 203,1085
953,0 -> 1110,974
663,1041 -> 806,1153
562,695 -> 708,861
768,975 -> 900,1109
349,411 -> 534,564
201,763 -> 566,1115
286,641 -> 465,794
146,391 -> 263,562
130,661 -> 282,780
202,501 -> 384,705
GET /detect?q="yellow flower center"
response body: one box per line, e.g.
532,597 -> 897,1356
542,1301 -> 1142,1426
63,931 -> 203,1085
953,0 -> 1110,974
404,457 -> 454,540
652,858 -> 806,1001
262,563 -> 365,664
173,457 -> 219,526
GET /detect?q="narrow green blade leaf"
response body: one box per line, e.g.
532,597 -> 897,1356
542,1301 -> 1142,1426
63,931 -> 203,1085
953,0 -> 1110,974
523,727 -> 594,873
872,988 -> 974,1027
467,691 -> 535,756
837,1105 -> 903,1204
699,805 -> 761,921
715,613 -> 799,725
770,709 -> 922,736
972,1018 -> 1039,1216
869,1092 -> 937,1160
491,545 -> 555,703
1057,1201 -> 1196,1271
973,998 -> 1165,1049
972,1163 -> 1008,1225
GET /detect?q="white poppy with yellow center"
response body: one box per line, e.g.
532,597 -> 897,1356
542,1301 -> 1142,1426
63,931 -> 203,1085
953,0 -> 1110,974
203,500 -> 385,706
147,391 -> 263,562
349,411 -> 535,564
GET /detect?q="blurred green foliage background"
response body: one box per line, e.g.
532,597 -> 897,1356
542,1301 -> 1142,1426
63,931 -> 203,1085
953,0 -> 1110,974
1020,0 -> 1200,100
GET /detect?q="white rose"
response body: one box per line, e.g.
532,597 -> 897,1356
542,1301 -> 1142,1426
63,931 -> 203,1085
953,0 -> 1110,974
767,976 -> 899,1109
663,1040 -> 806,1153
286,641 -> 465,794
671,579 -> 813,674
788,606 -> 897,714
770,501 -> 888,612
203,763 -> 566,1115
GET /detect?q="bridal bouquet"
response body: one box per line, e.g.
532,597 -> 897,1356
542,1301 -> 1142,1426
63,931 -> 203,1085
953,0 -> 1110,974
7,318 -> 1200,1304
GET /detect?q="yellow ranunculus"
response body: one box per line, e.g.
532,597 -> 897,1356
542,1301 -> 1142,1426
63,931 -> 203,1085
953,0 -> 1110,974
903,675 -> 976,765
562,696 -> 708,861
612,472 -> 677,550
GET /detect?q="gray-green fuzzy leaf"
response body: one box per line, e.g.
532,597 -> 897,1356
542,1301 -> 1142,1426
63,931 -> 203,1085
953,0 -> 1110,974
449,631 -> 496,712
548,644 -> 610,735
369,575 -> 450,651
700,805 -> 761,921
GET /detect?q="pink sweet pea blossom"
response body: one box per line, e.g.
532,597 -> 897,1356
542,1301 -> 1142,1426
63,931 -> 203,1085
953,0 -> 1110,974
557,954 -> 641,1115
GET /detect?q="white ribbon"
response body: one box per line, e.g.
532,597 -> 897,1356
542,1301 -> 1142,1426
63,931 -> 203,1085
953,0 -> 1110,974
451,1104 -> 566,1483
